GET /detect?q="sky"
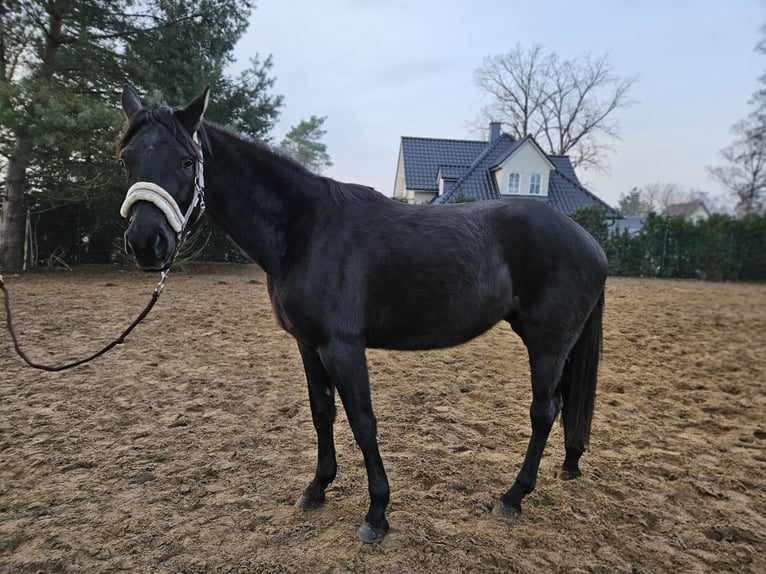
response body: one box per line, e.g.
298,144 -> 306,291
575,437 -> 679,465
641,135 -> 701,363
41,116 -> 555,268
228,0 -> 766,208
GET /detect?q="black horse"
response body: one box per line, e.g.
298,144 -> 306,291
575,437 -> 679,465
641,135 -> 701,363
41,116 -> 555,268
118,85 -> 607,543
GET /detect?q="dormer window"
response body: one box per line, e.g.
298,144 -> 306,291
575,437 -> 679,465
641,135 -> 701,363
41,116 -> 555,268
508,172 -> 520,194
529,173 -> 541,195
493,140 -> 554,199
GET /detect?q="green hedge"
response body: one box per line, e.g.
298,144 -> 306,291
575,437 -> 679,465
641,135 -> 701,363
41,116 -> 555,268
573,207 -> 766,282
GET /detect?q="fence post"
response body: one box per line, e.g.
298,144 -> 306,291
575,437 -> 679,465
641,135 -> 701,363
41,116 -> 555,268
22,208 -> 31,271
726,232 -> 735,281
659,227 -> 668,277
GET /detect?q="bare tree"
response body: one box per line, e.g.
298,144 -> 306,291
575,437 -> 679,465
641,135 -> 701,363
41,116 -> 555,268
630,182 -> 730,215
709,115 -> 766,217
639,182 -> 686,213
473,43 -> 636,172
709,25 -> 766,217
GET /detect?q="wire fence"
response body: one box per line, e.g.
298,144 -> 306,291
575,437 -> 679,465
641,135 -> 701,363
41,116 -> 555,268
24,206 -> 250,270
17,203 -> 766,283
598,213 -> 766,282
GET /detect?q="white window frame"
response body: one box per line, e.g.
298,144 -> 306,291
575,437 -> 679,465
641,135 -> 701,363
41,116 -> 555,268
507,172 -> 520,194
529,173 -> 541,195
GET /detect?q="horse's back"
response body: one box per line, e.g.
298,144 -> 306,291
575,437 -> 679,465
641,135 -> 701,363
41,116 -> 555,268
359,198 -> 605,350
377,197 -> 607,288
273,196 -> 606,351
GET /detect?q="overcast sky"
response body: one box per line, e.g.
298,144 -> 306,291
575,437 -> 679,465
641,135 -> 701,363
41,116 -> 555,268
228,0 -> 765,207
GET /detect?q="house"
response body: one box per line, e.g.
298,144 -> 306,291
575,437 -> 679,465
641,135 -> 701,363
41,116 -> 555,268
663,200 -> 710,222
611,216 -> 646,236
607,199 -> 711,238
393,122 -> 620,218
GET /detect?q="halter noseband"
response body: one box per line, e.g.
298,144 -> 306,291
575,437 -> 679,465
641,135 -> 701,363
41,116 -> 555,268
119,132 -> 206,248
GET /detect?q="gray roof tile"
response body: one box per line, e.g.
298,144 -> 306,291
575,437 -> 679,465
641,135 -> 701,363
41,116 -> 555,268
437,164 -> 469,180
547,157 -> 621,218
401,130 -> 619,218
401,137 -> 487,190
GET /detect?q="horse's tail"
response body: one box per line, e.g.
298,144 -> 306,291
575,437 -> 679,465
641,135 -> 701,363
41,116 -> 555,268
561,290 -> 604,451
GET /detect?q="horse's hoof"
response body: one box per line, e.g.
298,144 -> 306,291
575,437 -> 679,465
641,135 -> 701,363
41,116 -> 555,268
357,522 -> 388,543
297,494 -> 324,510
498,501 -> 522,518
559,467 -> 582,481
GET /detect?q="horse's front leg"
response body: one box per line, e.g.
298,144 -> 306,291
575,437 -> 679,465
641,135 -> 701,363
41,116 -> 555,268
296,341 -> 337,510
319,340 -> 390,543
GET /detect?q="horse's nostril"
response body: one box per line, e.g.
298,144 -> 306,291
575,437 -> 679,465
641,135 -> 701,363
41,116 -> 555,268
153,234 -> 167,259
125,235 -> 136,257
124,230 -> 168,266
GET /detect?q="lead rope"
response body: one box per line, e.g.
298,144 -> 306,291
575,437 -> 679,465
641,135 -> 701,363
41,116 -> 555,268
2,127 -> 205,372
1,154 -> 200,373
0,271 -> 168,372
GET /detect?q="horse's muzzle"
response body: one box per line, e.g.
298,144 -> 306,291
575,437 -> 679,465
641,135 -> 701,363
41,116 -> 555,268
124,204 -> 177,271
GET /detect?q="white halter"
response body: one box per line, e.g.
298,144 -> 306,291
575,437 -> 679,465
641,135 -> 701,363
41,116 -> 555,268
120,181 -> 185,233
119,133 -> 205,238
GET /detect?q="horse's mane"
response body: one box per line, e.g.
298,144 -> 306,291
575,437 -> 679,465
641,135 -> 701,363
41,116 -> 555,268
204,121 -> 306,174
204,122 -> 385,205
118,106 -> 385,205
321,177 -> 384,205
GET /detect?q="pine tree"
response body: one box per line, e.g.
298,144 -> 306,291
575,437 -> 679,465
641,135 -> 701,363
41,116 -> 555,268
1,0 -> 128,269
617,188 -> 654,216
279,116 -> 333,173
0,0 -> 283,270
123,0 -> 281,138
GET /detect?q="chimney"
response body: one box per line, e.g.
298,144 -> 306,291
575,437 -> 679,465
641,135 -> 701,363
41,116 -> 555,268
489,122 -> 501,143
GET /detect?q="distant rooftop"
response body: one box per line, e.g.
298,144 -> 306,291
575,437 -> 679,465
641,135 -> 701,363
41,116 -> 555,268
399,128 -> 620,218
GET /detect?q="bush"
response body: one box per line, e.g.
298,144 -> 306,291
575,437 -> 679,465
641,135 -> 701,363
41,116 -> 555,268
571,205 -> 608,244
594,211 -> 766,282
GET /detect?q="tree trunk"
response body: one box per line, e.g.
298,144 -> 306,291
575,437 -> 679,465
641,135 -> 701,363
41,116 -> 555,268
0,155 -> 26,271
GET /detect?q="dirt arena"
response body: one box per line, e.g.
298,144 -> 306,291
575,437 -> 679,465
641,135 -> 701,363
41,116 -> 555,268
0,265 -> 764,573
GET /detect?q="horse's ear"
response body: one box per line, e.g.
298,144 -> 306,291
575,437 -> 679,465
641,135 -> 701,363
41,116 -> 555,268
178,86 -> 210,136
122,85 -> 143,119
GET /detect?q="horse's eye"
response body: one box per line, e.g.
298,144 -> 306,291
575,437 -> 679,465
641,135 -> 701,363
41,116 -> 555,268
118,158 -> 126,169
182,157 -> 195,169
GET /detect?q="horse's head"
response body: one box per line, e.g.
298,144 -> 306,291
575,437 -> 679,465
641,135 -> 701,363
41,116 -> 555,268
117,85 -> 209,271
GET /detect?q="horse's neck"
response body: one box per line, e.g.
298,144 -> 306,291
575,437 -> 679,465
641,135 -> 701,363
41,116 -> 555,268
203,126 -> 315,276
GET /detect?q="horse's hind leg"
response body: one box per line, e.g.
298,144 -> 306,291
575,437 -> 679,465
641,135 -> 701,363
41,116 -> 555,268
296,342 -> 338,510
500,348 -> 565,517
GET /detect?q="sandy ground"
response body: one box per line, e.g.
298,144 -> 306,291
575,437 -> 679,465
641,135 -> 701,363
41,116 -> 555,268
0,264 -> 764,573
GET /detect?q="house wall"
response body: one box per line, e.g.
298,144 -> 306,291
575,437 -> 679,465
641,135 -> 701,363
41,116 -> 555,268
494,142 -> 552,197
393,146 -> 408,200
689,206 -> 709,222
414,191 -> 436,204
440,179 -> 457,197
